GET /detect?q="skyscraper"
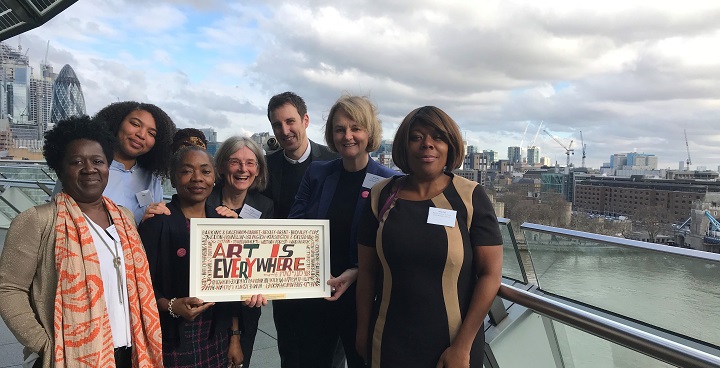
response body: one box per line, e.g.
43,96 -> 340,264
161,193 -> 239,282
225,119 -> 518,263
508,146 -> 522,164
483,150 -> 498,164
50,64 -> 86,126
29,63 -> 55,136
0,42 -> 30,121
527,146 -> 540,166
0,42 -> 43,141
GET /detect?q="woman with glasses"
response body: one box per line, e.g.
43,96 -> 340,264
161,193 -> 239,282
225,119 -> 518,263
205,135 -> 273,367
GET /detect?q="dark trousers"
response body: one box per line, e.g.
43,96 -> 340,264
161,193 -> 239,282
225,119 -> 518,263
273,284 -> 365,368
241,305 -> 262,367
114,346 -> 132,368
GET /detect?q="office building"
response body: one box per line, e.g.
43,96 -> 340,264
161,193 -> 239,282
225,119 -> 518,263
527,146 -> 540,166
29,63 -> 55,135
50,64 -> 86,126
573,176 -> 720,222
508,146 -> 521,164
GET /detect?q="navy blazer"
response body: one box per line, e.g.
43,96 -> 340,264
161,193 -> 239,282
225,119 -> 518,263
263,140 -> 338,218
288,157 -> 399,267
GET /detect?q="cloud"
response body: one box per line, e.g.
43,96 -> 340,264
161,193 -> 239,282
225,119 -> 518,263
9,0 -> 720,170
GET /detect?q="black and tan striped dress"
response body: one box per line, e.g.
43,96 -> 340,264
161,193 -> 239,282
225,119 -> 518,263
358,174 -> 502,368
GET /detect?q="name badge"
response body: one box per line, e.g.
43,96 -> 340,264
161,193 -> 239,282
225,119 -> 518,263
427,207 -> 456,227
362,173 -> 384,189
136,189 -> 153,208
105,224 -> 120,242
239,204 -> 262,219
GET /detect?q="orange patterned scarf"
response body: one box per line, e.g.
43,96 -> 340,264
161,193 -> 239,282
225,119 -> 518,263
53,192 -> 163,367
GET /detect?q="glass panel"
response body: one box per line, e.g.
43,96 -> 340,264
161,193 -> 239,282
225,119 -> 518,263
524,228 -> 720,347
0,201 -> 18,219
499,221 -> 526,283
490,312 -> 558,367
0,166 -> 56,181
18,187 -> 51,205
552,318 -> 674,368
489,310 -> 673,368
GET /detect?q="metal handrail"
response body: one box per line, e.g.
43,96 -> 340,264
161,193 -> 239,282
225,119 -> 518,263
521,222 -> 720,263
498,283 -> 720,368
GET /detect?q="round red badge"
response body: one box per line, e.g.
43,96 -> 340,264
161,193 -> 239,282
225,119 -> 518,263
177,248 -> 187,257
361,190 -> 369,198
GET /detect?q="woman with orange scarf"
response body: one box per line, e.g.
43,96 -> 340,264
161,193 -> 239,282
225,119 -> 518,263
0,116 -> 163,368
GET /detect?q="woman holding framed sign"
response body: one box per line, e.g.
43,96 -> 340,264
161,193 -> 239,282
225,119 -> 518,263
138,146 -> 266,368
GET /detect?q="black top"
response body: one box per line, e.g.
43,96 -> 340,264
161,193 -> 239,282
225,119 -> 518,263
326,166 -> 367,275
277,158 -> 311,219
138,195 -> 236,346
205,185 -> 275,219
263,140 -> 338,219
357,174 -> 502,367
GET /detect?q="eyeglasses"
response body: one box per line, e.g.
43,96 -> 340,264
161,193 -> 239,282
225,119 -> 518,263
227,159 -> 257,168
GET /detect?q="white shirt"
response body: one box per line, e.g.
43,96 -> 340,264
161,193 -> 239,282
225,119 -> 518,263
86,217 -> 132,348
283,140 -> 312,164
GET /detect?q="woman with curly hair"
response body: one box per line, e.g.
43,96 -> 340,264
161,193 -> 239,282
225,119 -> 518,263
0,115 -> 163,368
54,101 -> 177,223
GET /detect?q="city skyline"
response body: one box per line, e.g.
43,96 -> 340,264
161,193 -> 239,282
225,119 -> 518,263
6,0 -> 720,170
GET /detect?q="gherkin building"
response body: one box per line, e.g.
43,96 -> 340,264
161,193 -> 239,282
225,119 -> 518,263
50,64 -> 86,125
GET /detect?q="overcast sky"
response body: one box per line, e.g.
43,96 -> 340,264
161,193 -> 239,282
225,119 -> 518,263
10,0 -> 720,170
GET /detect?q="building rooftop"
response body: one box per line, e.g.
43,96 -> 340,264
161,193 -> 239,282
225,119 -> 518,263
0,0 -> 77,41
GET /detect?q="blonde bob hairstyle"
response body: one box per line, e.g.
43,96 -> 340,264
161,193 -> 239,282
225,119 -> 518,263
214,136 -> 269,192
324,95 -> 382,153
392,106 -> 465,174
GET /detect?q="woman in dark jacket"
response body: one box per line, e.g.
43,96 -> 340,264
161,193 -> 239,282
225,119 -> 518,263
288,95 -> 398,367
138,146 -> 263,367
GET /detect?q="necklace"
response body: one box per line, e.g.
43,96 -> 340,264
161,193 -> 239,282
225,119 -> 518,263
83,212 -> 124,304
221,200 -> 243,212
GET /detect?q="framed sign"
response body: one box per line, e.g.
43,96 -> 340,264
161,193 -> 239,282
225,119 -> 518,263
189,218 -> 331,302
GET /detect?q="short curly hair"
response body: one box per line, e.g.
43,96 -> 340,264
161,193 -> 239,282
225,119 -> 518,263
94,101 -> 177,177
43,115 -> 116,176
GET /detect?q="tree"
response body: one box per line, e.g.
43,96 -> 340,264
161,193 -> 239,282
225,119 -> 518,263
630,205 -> 672,242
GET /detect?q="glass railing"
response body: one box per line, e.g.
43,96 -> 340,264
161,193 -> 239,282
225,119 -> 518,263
521,223 -> 720,348
498,218 -> 527,283
0,165 -> 56,181
551,322 -> 673,367
0,178 -> 55,226
490,282 -> 720,368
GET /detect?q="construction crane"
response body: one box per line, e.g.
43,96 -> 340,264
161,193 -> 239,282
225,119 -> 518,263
543,129 -> 574,172
530,120 -> 543,147
519,122 -> 530,148
580,130 -> 587,168
684,129 -> 692,171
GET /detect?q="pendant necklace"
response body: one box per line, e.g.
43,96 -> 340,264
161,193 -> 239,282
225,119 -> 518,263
83,212 -> 125,304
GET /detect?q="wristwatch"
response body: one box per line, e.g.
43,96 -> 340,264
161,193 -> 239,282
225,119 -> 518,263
229,329 -> 242,337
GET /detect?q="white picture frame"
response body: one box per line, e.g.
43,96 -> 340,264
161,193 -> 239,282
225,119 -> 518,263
189,218 -> 331,302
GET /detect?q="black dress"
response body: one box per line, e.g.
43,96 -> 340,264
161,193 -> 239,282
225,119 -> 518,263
357,174 -> 503,368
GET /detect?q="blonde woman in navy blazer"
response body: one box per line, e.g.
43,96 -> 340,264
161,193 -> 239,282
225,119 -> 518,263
288,95 -> 397,368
